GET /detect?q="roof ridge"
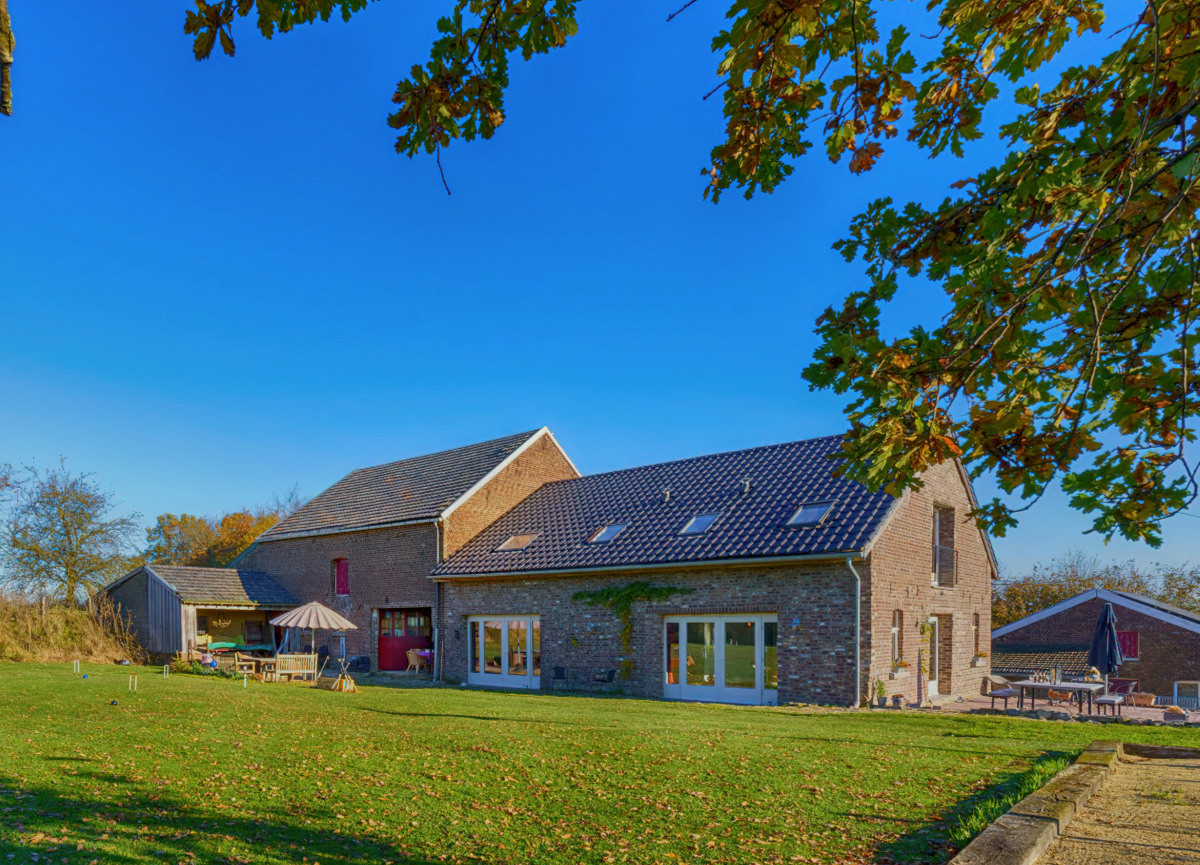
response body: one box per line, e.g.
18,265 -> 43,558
529,433 -> 846,488
347,429 -> 541,476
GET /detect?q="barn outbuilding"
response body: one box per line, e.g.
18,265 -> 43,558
104,564 -> 298,656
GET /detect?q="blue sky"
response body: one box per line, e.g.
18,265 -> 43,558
1,1 -> 1194,575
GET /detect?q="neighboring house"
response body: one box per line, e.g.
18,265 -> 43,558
433,434 -> 996,707
105,428 -> 997,706
231,428 -> 578,670
992,588 -> 1200,705
105,564 -> 297,655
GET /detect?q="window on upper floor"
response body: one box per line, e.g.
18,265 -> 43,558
932,506 -> 957,588
588,524 -> 627,544
785,501 -> 836,529
497,533 -> 538,551
679,513 -> 720,535
332,558 -> 349,596
1117,630 -> 1139,660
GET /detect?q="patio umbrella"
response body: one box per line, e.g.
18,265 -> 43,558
1087,602 -> 1123,694
270,602 -> 358,657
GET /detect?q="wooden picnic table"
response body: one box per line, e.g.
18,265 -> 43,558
1013,679 -> 1103,714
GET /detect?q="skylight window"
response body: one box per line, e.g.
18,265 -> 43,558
588,524 -> 627,544
496,533 -> 538,551
786,501 -> 835,528
679,513 -> 720,535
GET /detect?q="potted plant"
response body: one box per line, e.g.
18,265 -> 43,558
1164,705 -> 1190,723
874,678 -> 888,708
890,694 -> 904,708
892,658 -> 910,674
971,651 -> 989,668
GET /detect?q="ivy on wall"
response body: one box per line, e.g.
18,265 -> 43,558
571,582 -> 694,679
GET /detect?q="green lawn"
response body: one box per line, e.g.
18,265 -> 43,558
1,663 -> 1196,865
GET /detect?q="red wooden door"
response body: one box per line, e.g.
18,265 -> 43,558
334,559 -> 349,595
378,609 -> 432,670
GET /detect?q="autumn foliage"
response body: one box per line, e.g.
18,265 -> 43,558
143,509 -> 283,568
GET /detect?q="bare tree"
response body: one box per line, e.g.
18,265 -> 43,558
0,459 -> 141,602
0,0 -> 12,116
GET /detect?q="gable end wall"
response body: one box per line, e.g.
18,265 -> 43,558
866,461 -> 994,703
443,434 -> 578,557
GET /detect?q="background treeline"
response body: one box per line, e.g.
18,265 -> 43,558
0,458 -> 300,604
992,549 -> 1200,628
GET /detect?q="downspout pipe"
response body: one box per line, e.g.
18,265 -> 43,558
433,518 -> 444,683
845,556 -> 863,708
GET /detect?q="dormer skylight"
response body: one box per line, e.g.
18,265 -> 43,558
785,501 -> 835,528
679,513 -> 720,535
496,533 -> 538,551
587,524 -> 627,544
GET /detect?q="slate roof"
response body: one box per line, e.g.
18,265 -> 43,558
259,430 -> 542,540
1106,590 -> 1200,626
990,646 -> 1091,677
144,565 -> 298,607
432,434 -> 897,578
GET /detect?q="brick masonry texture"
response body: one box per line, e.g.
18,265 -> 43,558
994,597 -> 1200,697
865,460 -> 994,705
236,522 -> 438,661
236,437 -> 576,667
442,434 -> 578,557
439,561 -> 860,704
439,462 -> 996,706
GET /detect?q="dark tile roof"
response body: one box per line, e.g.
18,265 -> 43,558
259,430 -> 542,540
990,646 -> 1091,677
432,434 -> 897,578
146,565 -> 298,607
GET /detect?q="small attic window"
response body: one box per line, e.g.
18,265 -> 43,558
497,533 -> 538,552
680,513 -> 720,535
588,524 -> 627,544
786,501 -> 835,528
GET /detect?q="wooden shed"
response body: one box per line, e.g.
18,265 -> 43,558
103,564 -> 298,655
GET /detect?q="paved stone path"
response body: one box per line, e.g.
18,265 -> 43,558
1040,753 -> 1200,864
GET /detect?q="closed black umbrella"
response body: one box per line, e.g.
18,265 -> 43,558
1088,602 -> 1123,693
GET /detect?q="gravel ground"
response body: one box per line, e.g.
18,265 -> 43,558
1041,754 -> 1200,864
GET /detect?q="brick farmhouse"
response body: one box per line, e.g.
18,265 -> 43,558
991,588 -> 1200,707
107,428 -> 997,706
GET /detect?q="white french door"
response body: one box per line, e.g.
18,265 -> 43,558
466,615 -> 541,689
662,614 -> 778,705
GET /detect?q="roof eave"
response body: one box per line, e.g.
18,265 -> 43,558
258,516 -> 436,543
432,549 -> 867,581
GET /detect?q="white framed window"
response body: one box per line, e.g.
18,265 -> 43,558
497,533 -> 538,551
588,524 -> 627,544
679,514 -> 720,535
785,501 -> 835,528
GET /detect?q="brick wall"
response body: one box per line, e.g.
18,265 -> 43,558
865,460 -> 995,705
443,433 -> 578,557
993,596 -> 1200,696
438,560 -> 860,705
236,523 -> 438,662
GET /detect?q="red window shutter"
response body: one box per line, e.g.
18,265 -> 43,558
335,560 -> 349,595
1117,630 -> 1138,659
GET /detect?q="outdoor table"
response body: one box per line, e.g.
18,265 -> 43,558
416,650 -> 433,670
1013,680 -> 1103,714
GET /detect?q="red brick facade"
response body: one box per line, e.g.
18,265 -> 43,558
237,432 -> 577,667
438,460 -> 996,706
993,596 -> 1200,698
439,561 -> 860,704
864,460 -> 994,705
442,434 -> 578,556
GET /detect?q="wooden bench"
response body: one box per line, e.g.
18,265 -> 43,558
273,653 -> 319,682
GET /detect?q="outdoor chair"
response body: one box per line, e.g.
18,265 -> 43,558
549,666 -> 568,691
981,674 -> 1019,709
406,649 -> 426,673
1095,694 -> 1124,716
593,669 -> 618,692
234,652 -> 257,674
